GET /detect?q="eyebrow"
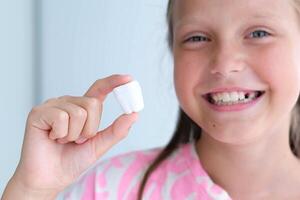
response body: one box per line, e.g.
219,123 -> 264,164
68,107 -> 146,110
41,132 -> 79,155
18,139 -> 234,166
174,13 -> 281,31
252,13 -> 281,19
174,17 -> 206,30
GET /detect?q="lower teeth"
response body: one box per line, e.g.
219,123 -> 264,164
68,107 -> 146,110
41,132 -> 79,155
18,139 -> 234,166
213,98 -> 254,105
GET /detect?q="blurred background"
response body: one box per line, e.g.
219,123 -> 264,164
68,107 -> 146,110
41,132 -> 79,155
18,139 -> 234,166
0,0 -> 178,195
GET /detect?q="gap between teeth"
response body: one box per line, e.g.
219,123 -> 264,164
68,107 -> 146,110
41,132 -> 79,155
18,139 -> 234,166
210,91 -> 259,104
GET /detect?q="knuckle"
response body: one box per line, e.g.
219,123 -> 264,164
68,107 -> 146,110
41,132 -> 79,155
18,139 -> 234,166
56,111 -> 69,122
65,133 -> 77,141
58,95 -> 71,101
27,106 -> 41,123
81,123 -> 97,138
44,97 -> 57,104
86,97 -> 100,109
112,123 -> 128,140
51,130 -> 65,139
94,79 -> 102,86
74,107 -> 87,118
82,130 -> 96,138
29,106 -> 41,115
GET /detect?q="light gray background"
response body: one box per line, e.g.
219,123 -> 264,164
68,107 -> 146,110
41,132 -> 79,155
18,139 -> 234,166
0,0 -> 178,195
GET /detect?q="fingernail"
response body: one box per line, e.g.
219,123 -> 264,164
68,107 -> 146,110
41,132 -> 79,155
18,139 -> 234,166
49,132 -> 57,140
57,138 -> 68,144
123,74 -> 132,78
128,124 -> 134,131
75,137 -> 87,144
49,134 -> 56,140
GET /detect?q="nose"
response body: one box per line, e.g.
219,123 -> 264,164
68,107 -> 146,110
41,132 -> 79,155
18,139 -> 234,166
209,42 -> 245,77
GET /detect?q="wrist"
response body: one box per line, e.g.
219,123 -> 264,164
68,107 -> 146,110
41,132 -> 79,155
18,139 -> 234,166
2,176 -> 59,200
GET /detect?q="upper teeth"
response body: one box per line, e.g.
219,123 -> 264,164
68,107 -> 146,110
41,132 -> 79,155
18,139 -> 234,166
210,91 -> 258,103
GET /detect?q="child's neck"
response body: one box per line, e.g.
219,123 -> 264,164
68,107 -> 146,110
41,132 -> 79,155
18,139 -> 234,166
195,116 -> 300,198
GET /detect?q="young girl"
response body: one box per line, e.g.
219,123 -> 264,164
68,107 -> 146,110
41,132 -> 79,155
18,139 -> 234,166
3,0 -> 300,199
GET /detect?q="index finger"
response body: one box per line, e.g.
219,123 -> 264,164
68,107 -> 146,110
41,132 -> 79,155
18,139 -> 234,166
84,74 -> 133,102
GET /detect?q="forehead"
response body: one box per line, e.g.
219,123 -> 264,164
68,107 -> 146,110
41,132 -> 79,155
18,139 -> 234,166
173,0 -> 296,28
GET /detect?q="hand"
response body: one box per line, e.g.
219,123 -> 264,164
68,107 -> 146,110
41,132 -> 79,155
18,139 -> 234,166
5,74 -> 138,198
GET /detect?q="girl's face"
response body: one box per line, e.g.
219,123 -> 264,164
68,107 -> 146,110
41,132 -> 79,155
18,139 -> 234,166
173,0 -> 300,144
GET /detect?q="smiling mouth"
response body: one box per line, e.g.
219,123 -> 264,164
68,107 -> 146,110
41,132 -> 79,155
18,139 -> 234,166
203,90 -> 265,106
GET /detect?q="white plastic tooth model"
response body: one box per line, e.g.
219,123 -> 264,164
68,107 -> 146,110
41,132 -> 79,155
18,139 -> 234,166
113,80 -> 144,114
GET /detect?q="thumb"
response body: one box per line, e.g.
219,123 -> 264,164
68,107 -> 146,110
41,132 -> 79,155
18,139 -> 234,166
89,112 -> 139,159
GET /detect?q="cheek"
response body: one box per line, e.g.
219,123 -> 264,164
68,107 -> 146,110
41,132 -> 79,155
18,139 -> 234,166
174,61 -> 193,107
252,43 -> 300,106
174,53 -> 204,106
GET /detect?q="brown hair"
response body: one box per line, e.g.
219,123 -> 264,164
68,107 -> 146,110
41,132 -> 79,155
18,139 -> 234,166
137,0 -> 300,198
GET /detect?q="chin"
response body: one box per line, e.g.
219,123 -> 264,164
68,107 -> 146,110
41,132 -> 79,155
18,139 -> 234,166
201,126 -> 264,146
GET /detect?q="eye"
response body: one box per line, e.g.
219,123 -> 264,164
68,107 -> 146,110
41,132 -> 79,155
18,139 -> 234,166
184,35 -> 211,43
248,30 -> 271,39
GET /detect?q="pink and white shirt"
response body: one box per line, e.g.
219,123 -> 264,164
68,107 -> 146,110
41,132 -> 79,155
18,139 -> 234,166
58,142 -> 231,200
